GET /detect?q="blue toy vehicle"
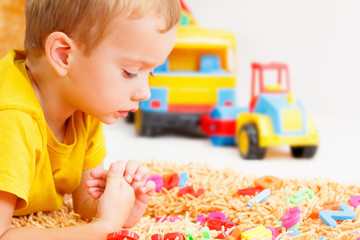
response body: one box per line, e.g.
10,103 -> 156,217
201,62 -> 319,160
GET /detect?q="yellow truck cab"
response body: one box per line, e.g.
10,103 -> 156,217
135,19 -> 237,136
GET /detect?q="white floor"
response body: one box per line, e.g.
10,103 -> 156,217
103,115 -> 360,186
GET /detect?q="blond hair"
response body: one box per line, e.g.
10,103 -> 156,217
24,0 -> 182,56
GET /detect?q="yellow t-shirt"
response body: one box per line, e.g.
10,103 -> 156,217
0,50 -> 107,216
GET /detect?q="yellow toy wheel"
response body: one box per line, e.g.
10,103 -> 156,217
237,124 -> 266,160
239,130 -> 249,155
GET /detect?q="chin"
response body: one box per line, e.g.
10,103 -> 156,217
97,116 -> 120,125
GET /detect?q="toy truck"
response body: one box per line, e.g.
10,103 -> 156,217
201,62 -> 319,160
133,7 -> 237,136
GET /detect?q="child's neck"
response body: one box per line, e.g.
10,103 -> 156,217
26,56 -> 75,143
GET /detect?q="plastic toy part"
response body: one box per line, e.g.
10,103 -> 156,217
137,22 -> 237,137
106,230 -> 140,240
350,195 -> 360,208
224,226 -> 242,240
207,211 -> 228,222
197,227 -> 212,240
241,225 -> 272,240
107,233 -> 120,240
200,106 -> 246,147
146,175 -> 164,192
237,186 -> 263,196
254,176 -> 282,190
274,227 -> 283,237
184,229 -> 194,240
196,214 -> 206,225
200,55 -> 222,73
164,232 -> 185,240
319,203 -> 356,228
233,62 -> 319,160
291,146 -> 318,158
237,124 -> 266,159
310,201 -> 340,219
163,174 -> 180,190
178,186 -> 205,198
288,229 -> 302,236
151,234 -> 163,240
224,222 -> 238,230
280,207 -> 301,230
178,171 -> 190,188
246,189 -> 271,207
243,227 -> 275,240
286,189 -> 314,205
205,219 -> 238,232
215,225 -> 237,239
155,216 -> 181,223
206,219 -> 224,231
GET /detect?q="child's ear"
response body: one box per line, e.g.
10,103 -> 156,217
45,32 -> 75,76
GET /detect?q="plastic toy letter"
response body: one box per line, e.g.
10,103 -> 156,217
184,229 -> 194,240
280,206 -> 301,230
319,203 -> 356,228
349,195 -> 360,208
241,225 -> 272,240
179,171 -> 190,188
201,227 -> 212,239
246,189 -> 271,207
286,189 -> 314,205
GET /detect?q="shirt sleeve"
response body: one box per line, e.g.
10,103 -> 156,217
82,115 -> 107,170
0,110 -> 39,210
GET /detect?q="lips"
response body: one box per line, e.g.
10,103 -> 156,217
117,111 -> 129,117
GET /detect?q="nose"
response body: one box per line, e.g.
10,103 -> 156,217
131,80 -> 151,102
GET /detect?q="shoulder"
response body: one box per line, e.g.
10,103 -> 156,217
0,50 -> 43,120
0,109 -> 42,138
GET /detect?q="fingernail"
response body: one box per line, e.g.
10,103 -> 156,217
135,174 -> 141,181
126,175 -> 133,182
111,163 -> 119,171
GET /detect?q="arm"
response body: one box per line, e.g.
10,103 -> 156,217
72,163 -> 105,220
0,191 -> 112,240
0,162 -> 135,240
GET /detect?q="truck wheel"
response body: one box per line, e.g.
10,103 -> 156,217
237,124 -> 266,160
290,146 -> 317,158
135,110 -> 158,137
140,125 -> 157,137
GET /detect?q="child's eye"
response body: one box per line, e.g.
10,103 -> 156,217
123,70 -> 137,79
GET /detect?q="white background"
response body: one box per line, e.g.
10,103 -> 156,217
104,1 -> 360,185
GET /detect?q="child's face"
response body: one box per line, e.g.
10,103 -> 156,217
68,15 -> 177,124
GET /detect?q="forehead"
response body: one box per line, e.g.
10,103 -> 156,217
101,15 -> 177,67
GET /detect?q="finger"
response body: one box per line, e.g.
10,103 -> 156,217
124,160 -> 139,183
87,186 -> 104,194
140,180 -> 156,195
86,179 -> 106,189
91,190 -> 103,200
105,161 -> 127,191
90,170 -> 108,180
133,165 -> 149,182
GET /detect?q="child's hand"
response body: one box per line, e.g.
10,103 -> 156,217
86,160 -> 155,227
121,160 -> 156,228
94,161 -> 135,231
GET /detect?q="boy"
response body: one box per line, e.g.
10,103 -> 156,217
0,0 -> 181,239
